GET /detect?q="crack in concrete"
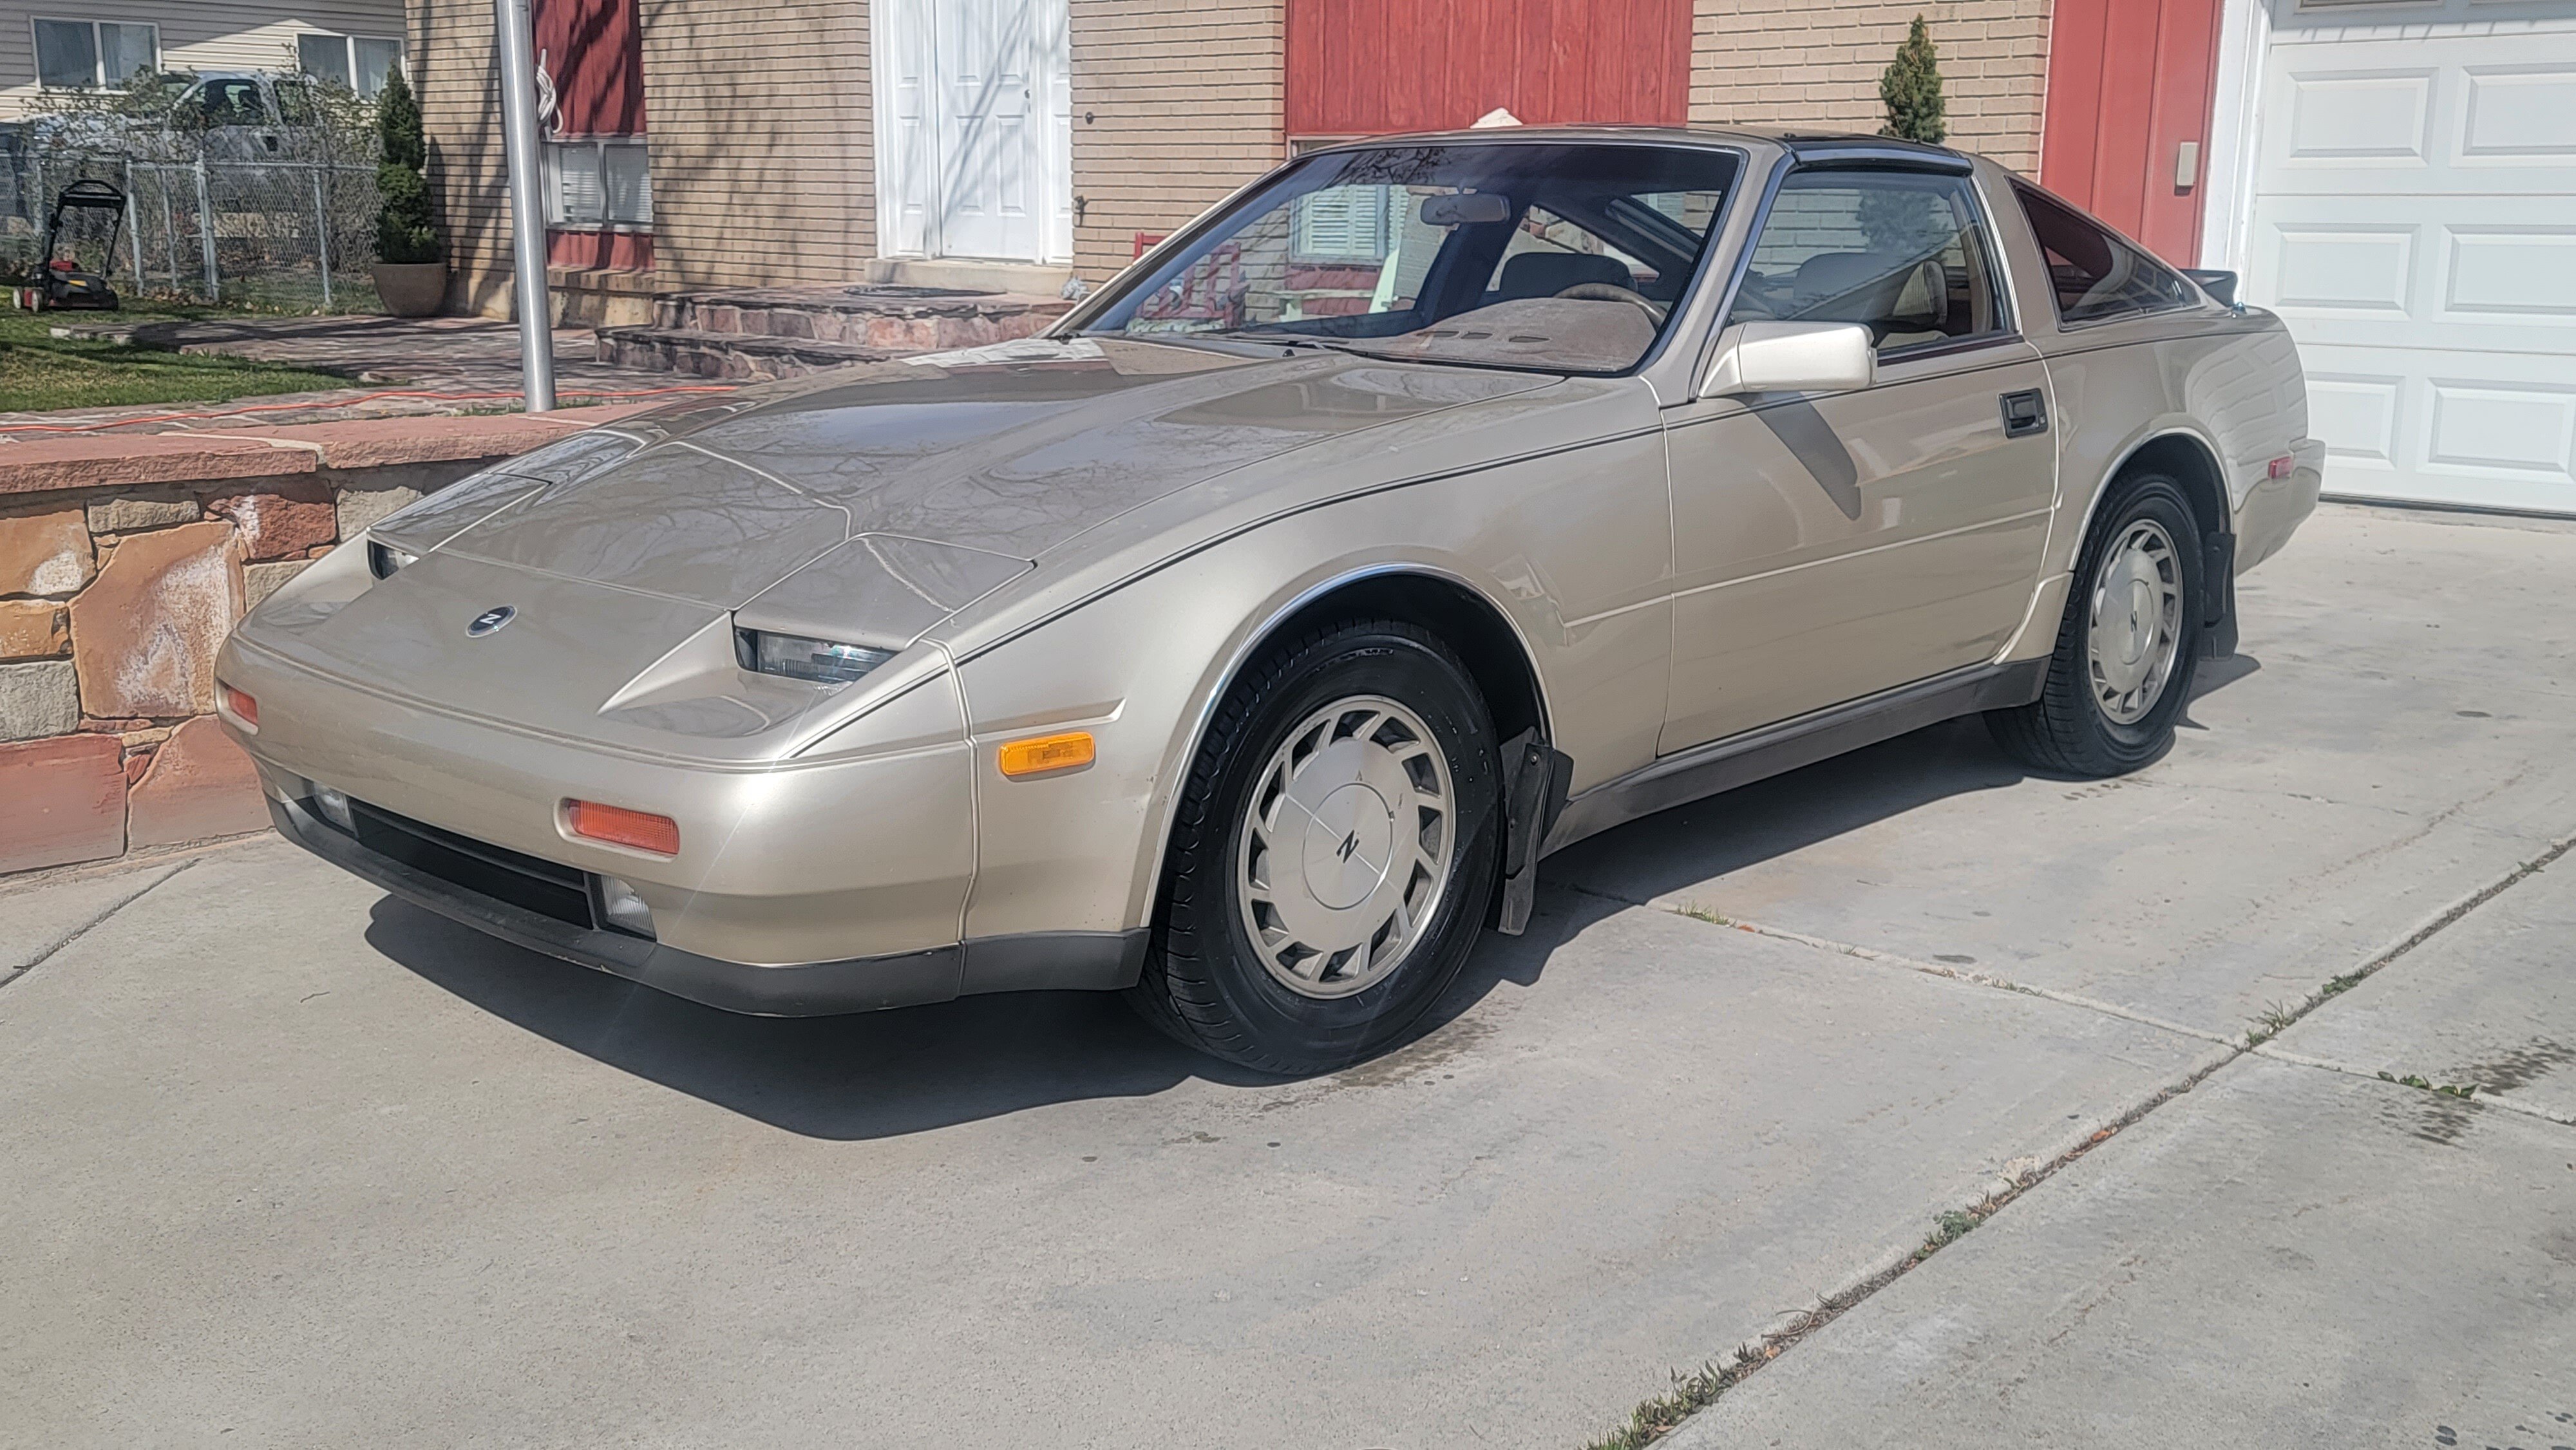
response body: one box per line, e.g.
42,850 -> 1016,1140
1565,827 -> 2576,1447
0,859 -> 196,994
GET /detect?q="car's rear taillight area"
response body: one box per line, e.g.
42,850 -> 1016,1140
565,800 -> 681,856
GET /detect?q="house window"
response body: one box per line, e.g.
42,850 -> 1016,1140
296,32 -> 406,96
32,19 -> 157,88
547,138 -> 652,229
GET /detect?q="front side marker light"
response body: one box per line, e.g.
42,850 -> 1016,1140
567,800 -> 681,856
735,628 -> 896,685
998,731 -> 1095,779
219,683 -> 258,730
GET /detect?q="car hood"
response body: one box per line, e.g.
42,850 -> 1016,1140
244,338 -> 1557,760
412,337 -> 1555,611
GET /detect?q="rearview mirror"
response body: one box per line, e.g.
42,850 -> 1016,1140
1701,323 -> 1876,399
1419,192 -> 1511,227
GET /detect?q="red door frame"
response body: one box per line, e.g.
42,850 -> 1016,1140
2040,0 -> 2226,265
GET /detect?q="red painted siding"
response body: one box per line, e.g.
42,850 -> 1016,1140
534,0 -> 647,136
1286,0 -> 1691,137
548,229 -> 654,270
2039,0 -> 2223,265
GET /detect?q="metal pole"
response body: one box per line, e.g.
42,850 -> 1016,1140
123,159 -> 144,292
310,165 -> 333,310
495,0 -> 556,411
161,173 -> 179,289
193,158 -> 218,302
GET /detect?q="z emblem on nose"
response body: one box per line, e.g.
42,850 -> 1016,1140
1336,831 -> 1360,863
466,605 -> 517,638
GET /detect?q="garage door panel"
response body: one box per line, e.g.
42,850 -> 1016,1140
2249,0 -> 2576,510
2298,345 -> 2576,511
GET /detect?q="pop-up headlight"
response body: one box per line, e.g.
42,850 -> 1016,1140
734,628 -> 896,686
366,540 -> 418,579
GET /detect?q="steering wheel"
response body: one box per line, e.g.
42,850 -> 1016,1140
1554,282 -> 1668,323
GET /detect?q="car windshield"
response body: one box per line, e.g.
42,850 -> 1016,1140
1077,142 -> 1743,375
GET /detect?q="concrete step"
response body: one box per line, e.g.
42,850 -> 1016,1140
864,257 -> 1077,295
652,285 -> 1073,350
593,325 -> 897,381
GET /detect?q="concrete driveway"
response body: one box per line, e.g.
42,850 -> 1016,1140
4,504 -> 2571,1448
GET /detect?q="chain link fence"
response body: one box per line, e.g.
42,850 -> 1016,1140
3,82 -> 386,312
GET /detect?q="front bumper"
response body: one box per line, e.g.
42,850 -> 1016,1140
270,793 -> 965,1013
270,791 -> 1148,1014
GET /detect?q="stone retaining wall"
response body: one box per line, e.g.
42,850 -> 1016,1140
0,406 -> 649,877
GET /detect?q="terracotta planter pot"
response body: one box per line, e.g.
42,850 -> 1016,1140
372,261 -> 447,317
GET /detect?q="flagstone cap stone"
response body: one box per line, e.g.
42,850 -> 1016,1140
68,520 -> 243,719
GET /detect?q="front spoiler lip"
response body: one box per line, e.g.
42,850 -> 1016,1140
271,797 -> 1151,1015
270,796 -> 963,1015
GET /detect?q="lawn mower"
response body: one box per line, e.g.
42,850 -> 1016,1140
32,179 -> 128,311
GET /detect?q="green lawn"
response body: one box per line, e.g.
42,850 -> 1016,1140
0,306 -> 353,413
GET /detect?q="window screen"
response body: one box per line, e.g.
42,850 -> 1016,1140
33,19 -> 97,88
298,33 -> 354,88
2014,184 -> 2195,325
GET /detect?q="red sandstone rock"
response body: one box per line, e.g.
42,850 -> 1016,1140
0,509 -> 93,597
126,716 -> 269,847
209,491 -> 337,561
0,600 -> 68,659
67,520 -> 242,719
0,732 -> 124,872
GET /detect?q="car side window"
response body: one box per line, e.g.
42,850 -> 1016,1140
2013,184 -> 2195,325
1725,169 -> 2009,355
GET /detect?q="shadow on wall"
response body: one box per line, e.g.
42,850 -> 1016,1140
372,657 -> 2262,1140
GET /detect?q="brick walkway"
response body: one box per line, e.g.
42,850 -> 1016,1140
1,315 -> 736,438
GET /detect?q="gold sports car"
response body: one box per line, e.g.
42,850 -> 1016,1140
218,128 -> 2322,1071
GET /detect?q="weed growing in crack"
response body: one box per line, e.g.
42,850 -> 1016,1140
2378,1071 -> 2478,1098
2316,970 -> 2367,999
2244,1001 -> 2298,1047
1677,904 -> 1736,927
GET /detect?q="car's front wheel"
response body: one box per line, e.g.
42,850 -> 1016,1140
1132,619 -> 1501,1073
1987,473 -> 2208,777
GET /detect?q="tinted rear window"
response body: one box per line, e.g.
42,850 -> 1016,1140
2014,184 -> 2195,325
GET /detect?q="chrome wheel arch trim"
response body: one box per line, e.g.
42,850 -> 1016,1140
1130,559 -> 1554,932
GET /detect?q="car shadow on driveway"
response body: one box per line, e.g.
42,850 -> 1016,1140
363,885 -> 1606,1140
363,657 -> 2260,1140
1539,653 -> 2258,912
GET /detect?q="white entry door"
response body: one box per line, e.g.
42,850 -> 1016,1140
875,0 -> 1072,264
2237,0 -> 2576,513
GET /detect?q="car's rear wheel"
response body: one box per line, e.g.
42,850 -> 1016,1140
1987,474 -> 2206,777
1132,619 -> 1501,1073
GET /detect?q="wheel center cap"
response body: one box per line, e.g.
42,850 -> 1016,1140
1302,782 -> 1395,910
2120,578 -> 2157,664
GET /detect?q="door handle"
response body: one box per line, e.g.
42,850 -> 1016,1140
2000,389 -> 2049,438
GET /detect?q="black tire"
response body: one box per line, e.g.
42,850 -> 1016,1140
1130,618 -> 1502,1074
1987,474 -> 2207,777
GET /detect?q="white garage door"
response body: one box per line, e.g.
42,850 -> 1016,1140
2244,0 -> 2576,513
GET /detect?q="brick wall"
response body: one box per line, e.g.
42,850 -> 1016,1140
638,0 -> 877,288
412,0 -> 513,308
1068,0 -> 1286,285
1688,0 -> 2051,176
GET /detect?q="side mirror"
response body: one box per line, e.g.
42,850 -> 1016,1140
1701,323 -> 1876,399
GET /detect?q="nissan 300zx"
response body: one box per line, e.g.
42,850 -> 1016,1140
216,129 -> 2323,1071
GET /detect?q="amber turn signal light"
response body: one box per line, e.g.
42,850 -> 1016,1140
220,684 -> 258,728
998,730 -> 1095,778
567,800 -> 681,855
